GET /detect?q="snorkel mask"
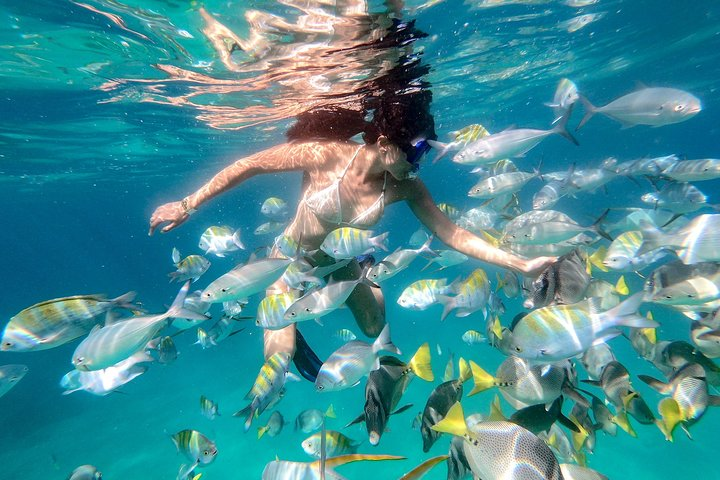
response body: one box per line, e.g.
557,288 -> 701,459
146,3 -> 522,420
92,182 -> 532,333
405,139 -> 431,178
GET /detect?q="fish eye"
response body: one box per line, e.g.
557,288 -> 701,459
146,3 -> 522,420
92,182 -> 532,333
317,385 -> 324,390
675,104 -> 685,111
221,288 -> 228,293
76,357 -> 85,364
514,346 -> 522,352
290,311 -> 296,317
3,341 -> 11,348
305,308 -> 312,312
204,450 -> 209,455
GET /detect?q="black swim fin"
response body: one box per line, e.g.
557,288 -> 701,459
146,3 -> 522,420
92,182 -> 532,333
293,329 -> 323,383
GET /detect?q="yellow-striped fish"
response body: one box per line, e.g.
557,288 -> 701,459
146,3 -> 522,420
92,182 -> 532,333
320,227 -> 389,260
170,429 -> 217,468
428,124 -> 491,162
256,291 -> 301,330
302,430 -> 359,458
234,352 -> 294,431
437,269 -> 490,321
2,292 -> 136,352
200,395 -> 219,420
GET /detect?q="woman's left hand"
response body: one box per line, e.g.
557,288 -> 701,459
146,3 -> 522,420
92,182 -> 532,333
519,256 -> 557,277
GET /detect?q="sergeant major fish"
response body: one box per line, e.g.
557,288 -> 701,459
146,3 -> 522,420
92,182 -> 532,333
2,292 -> 136,352
198,225 -> 245,257
169,248 -> 210,283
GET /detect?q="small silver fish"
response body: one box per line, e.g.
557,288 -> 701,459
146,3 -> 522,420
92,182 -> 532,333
0,364 -> 28,399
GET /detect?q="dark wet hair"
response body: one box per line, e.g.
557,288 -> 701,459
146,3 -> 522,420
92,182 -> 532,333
286,20 -> 437,163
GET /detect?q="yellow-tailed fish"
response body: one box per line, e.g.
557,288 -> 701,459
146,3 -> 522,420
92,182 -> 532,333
420,358 -> 471,452
258,411 -> 284,439
431,402 -> 563,480
295,405 -> 336,434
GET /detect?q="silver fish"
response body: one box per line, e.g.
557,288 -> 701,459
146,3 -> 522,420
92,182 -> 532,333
315,324 -> 400,392
201,257 -> 292,303
67,465 -> 102,480
578,87 -> 701,129
0,364 -> 28,399
523,249 -> 590,309
60,351 -> 152,396
73,282 -> 204,371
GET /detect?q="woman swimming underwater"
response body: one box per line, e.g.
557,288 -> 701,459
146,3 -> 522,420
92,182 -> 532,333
148,19 -> 556,380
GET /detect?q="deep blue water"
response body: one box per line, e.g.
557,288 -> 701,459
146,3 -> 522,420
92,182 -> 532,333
2,0 -> 720,478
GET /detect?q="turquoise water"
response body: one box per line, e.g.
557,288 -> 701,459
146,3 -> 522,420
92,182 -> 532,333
2,0 -> 720,478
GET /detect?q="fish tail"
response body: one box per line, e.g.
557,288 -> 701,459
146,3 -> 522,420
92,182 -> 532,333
371,232 -> 390,252
257,426 -> 268,439
408,342 -> 434,382
436,294 -> 456,322
427,139 -> 451,164
232,229 -> 246,250
111,291 -> 138,310
457,357 -> 472,384
325,404 -> 336,419
372,324 -> 401,355
417,234 -> 439,258
467,360 -> 495,396
658,397 -> 682,441
576,94 -> 597,130
429,402 -> 468,437
591,208 -> 614,241
553,103 -> 579,145
604,292 -> 653,328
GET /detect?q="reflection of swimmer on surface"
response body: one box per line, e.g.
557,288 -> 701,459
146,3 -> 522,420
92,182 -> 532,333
148,17 -> 556,381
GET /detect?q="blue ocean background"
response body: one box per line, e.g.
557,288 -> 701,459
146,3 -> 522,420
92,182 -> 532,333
2,0 -> 720,478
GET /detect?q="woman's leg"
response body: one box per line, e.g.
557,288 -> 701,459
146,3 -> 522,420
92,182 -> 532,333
330,260 -> 386,337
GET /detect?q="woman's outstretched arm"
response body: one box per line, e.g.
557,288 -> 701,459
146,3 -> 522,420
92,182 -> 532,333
403,179 -> 555,276
149,142 -> 320,235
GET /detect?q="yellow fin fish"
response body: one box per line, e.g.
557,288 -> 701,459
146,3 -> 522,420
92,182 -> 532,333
615,275 -> 629,295
409,342 -> 434,382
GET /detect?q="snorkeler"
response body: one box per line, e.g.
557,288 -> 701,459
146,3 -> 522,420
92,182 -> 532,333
148,21 -> 556,381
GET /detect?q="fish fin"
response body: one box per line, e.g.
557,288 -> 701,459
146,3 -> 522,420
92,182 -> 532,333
427,139 -> 450,164
436,294 -> 455,322
345,412 -> 366,428
232,229 -> 246,250
172,247 -> 181,264
326,404 -> 337,419
488,395 -> 505,421
553,103 -> 579,145
468,360 -> 495,396
614,410 -> 637,438
658,397 -> 682,441
604,292 -> 649,325
286,372 -> 302,382
408,342 -> 434,382
430,402 -> 467,436
458,357 -> 472,384
638,374 -> 671,394
372,324 -> 400,355
110,291 -> 139,310
371,232 -> 390,252
558,412 -> 581,433
576,94 -> 597,130
397,455 -> 449,480
257,426 -> 268,439
708,395 -> 720,407
615,275 -> 629,295
418,235 -> 439,258
391,403 -> 414,416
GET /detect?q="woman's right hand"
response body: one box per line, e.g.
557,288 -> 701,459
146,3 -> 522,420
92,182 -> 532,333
148,201 -> 190,235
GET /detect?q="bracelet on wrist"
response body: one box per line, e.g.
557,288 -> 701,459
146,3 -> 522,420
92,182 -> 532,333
181,197 -> 197,216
